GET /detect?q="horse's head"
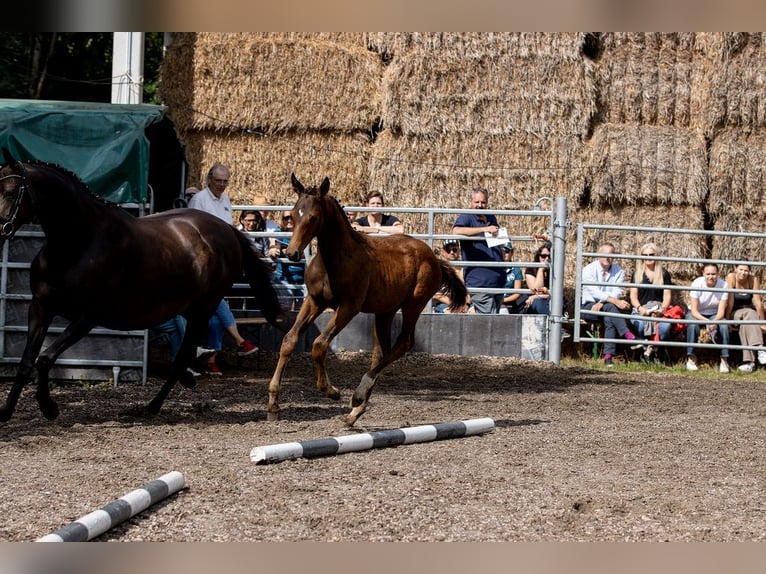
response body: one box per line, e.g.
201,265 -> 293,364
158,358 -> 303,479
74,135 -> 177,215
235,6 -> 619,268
0,150 -> 33,241
285,173 -> 332,262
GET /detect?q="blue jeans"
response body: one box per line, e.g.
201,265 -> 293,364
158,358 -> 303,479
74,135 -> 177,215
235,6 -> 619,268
686,311 -> 729,358
208,299 -> 237,351
154,315 -> 187,361
631,312 -> 672,343
581,301 -> 632,356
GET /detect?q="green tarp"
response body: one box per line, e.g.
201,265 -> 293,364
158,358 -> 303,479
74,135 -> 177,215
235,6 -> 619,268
0,99 -> 166,203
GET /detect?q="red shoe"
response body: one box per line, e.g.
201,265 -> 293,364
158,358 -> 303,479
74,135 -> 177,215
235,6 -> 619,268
206,359 -> 222,376
237,339 -> 258,356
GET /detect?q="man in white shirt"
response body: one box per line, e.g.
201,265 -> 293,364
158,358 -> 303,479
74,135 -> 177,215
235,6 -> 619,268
685,263 -> 730,373
581,242 -> 635,367
188,164 -> 233,224
187,163 -> 258,375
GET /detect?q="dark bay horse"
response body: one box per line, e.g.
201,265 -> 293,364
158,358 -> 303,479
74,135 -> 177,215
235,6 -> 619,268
267,173 -> 468,426
0,152 -> 283,422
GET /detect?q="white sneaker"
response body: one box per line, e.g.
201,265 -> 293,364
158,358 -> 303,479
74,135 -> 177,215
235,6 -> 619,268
686,358 -> 698,371
196,346 -> 216,359
719,361 -> 730,374
738,362 -> 755,373
758,350 -> 766,365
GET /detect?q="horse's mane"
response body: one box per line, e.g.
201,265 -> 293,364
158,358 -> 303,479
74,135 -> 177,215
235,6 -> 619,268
12,160 -> 122,208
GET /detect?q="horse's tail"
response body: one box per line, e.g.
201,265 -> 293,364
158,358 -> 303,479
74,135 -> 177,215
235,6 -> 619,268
238,232 -> 287,330
439,261 -> 469,311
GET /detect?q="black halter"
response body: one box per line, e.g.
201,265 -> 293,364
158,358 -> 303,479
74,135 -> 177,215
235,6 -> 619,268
0,171 -> 28,239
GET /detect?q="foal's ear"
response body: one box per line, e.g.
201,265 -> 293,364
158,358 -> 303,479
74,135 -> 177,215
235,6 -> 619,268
319,177 -> 330,197
290,172 -> 304,195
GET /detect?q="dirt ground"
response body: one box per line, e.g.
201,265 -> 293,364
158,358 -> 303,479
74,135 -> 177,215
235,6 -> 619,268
1,350 -> 765,542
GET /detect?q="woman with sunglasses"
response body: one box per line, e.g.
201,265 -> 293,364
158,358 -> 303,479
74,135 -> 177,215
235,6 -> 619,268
522,241 -> 552,315
629,242 -> 673,364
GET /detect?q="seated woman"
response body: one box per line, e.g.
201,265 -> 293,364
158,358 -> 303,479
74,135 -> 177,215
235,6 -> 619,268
522,242 -> 552,315
432,239 -> 472,313
725,263 -> 766,372
629,242 -> 673,364
351,190 -> 405,235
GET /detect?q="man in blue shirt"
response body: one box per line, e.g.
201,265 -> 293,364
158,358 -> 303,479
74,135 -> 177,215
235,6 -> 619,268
451,187 -> 505,313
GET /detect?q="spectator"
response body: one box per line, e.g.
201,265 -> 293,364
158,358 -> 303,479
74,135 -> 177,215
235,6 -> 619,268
501,241 -> 526,314
725,263 -> 766,372
580,242 -> 636,367
629,242 -> 673,364
187,163 -> 259,375
685,263 -> 730,373
151,315 -> 215,374
238,210 -> 269,256
451,186 -> 506,314
253,194 -> 280,235
523,241 -> 552,315
432,239 -> 472,313
268,210 -> 306,311
351,190 -> 405,235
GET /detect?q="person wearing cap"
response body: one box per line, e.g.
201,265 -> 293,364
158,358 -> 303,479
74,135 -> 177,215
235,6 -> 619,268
432,239 -> 472,313
500,241 -> 526,314
451,186 -> 505,313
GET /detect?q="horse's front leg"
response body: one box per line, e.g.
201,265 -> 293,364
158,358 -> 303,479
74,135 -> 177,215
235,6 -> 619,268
33,316 -> 97,420
0,297 -> 54,422
311,304 -> 360,403
267,297 -> 325,421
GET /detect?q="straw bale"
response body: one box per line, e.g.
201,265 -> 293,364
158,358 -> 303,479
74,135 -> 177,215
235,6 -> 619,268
595,32 -> 703,128
193,32 -> 370,49
157,38 -> 196,134
381,49 -> 596,137
159,36 -> 383,134
708,127 -> 766,218
368,32 -> 587,60
181,129 -> 371,210
709,213 -> 766,267
569,205 -> 707,287
695,32 -> 766,137
583,124 -> 707,208
369,129 -> 585,212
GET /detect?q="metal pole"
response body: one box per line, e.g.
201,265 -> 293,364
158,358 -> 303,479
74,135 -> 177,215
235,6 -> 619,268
547,196 -> 567,364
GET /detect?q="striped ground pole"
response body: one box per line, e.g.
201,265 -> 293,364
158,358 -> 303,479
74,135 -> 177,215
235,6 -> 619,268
250,417 -> 495,464
36,471 -> 186,542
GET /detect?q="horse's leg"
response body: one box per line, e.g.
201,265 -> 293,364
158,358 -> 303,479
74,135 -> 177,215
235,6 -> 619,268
147,315 -> 208,414
267,298 -> 325,421
346,304 -> 423,426
0,298 -> 54,422
30,316 -> 98,420
307,304 -> 360,405
370,311 -> 395,372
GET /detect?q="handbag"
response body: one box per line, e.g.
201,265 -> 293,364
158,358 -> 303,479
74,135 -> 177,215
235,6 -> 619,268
662,305 -> 686,335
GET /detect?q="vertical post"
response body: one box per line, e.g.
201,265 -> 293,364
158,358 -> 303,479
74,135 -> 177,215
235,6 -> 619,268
547,196 -> 567,365
111,32 -> 145,104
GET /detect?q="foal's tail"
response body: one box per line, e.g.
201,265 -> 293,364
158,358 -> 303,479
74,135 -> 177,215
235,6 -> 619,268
238,233 -> 287,330
439,261 -> 469,311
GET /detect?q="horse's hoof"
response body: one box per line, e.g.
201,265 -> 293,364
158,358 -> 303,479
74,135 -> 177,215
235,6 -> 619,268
342,414 -> 358,427
327,387 -> 341,401
180,370 -> 197,389
145,401 -> 161,415
41,402 -> 59,421
267,410 -> 280,422
0,408 -> 11,423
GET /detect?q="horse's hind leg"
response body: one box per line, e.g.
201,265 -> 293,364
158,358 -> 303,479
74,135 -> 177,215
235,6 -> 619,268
346,306 -> 421,426
267,298 -> 326,421
147,315 -> 207,415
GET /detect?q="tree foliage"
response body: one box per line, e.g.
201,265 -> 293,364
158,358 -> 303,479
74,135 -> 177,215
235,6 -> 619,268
0,32 -> 163,104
